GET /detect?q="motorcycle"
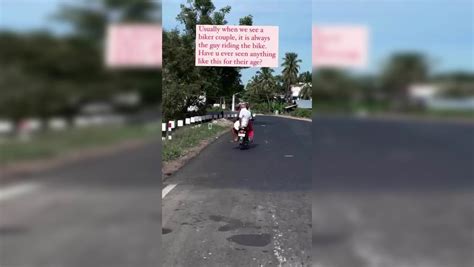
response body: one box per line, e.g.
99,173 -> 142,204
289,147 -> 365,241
238,127 -> 249,149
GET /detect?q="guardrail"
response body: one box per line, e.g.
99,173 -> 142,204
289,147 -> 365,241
0,111 -> 160,139
162,112 -> 237,141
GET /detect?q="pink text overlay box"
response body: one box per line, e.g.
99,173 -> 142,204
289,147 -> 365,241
195,25 -> 278,68
105,24 -> 162,68
313,25 -> 368,69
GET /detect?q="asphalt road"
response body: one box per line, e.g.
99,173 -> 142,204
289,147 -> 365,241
312,115 -> 474,267
162,116 -> 312,267
0,141 -> 161,267
2,115 -> 471,267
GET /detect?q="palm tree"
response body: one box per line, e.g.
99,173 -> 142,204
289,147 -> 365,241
274,74 -> 285,94
298,71 -> 312,83
256,68 -> 275,88
245,68 -> 278,109
281,52 -> 302,102
256,68 -> 277,105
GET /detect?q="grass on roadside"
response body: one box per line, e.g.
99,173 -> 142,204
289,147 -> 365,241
163,123 -> 227,162
0,123 -> 160,165
289,108 -> 312,118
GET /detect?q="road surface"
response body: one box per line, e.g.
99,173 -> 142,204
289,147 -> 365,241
162,116 -> 312,266
2,115 -> 471,267
0,141 -> 161,267
312,115 -> 474,267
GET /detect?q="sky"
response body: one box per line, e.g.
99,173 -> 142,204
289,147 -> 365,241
312,0 -> 474,75
0,0 -> 72,34
163,0 -> 312,85
0,0 -> 312,85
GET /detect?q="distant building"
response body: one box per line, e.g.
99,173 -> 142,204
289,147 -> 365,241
408,83 -> 474,110
290,83 -> 311,100
290,83 -> 312,109
408,84 -> 441,102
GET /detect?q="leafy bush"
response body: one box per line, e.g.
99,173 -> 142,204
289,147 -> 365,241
250,102 -> 285,114
249,103 -> 270,113
206,106 -> 226,113
290,108 -> 312,118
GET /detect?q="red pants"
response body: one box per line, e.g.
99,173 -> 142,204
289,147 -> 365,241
247,121 -> 254,140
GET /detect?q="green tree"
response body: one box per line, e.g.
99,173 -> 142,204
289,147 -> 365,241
245,68 -> 279,109
274,74 -> 285,94
56,0 -> 162,102
281,52 -> 302,101
54,0 -> 160,43
381,52 -> 429,108
298,71 -> 311,83
239,15 -> 253,26
313,68 -> 354,102
433,72 -> 474,83
0,31 -> 106,119
440,82 -> 474,98
163,0 -> 252,120
0,0 -> 163,120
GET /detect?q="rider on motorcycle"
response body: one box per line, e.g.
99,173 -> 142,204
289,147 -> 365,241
232,102 -> 254,142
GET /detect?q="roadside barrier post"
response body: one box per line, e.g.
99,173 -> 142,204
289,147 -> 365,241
167,121 -> 173,140
162,123 -> 166,140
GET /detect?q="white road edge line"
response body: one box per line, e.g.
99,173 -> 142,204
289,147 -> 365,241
0,183 -> 40,202
162,183 -> 177,199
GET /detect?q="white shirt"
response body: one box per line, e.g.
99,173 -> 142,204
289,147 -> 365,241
238,107 -> 252,128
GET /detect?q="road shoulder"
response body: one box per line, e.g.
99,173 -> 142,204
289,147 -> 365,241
262,114 -> 312,122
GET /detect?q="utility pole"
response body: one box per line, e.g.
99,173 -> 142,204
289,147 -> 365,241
232,94 -> 236,112
231,92 -> 242,111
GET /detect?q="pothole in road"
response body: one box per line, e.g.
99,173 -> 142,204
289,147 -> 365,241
162,228 -> 172,235
227,234 -> 271,247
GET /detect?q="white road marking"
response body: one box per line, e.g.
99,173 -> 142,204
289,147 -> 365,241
0,183 -> 39,202
162,183 -> 177,199
284,155 -> 294,158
